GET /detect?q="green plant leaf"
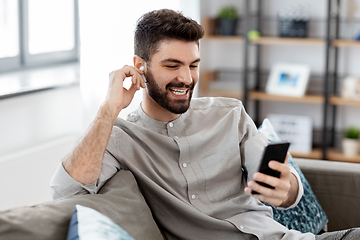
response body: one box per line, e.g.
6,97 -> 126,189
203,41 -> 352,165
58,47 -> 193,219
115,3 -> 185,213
217,6 -> 238,20
344,127 -> 360,139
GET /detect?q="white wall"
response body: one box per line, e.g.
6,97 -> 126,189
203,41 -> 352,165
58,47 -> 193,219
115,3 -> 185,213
0,86 -> 83,156
0,133 -> 79,210
0,85 -> 84,210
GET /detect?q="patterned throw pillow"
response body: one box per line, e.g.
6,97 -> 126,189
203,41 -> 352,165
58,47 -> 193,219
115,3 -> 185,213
258,118 -> 328,234
66,205 -> 135,240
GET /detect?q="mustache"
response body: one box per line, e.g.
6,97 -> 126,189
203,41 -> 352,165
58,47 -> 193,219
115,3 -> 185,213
166,81 -> 194,90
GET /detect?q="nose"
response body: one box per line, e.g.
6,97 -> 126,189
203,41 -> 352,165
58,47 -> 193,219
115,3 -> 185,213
177,67 -> 193,86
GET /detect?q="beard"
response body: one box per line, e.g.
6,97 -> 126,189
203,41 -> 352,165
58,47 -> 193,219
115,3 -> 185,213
145,68 -> 194,114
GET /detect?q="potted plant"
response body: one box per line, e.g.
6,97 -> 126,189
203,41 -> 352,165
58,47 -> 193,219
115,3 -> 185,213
217,6 -> 238,36
342,126 -> 360,157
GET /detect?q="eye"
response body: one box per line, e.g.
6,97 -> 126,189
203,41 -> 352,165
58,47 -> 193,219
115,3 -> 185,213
190,65 -> 199,69
165,65 -> 178,69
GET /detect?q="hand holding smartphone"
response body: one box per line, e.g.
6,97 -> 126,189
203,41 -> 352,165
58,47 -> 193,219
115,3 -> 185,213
251,142 -> 290,195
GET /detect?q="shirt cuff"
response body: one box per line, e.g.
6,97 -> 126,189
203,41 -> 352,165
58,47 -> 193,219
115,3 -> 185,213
275,165 -> 304,210
50,163 -> 99,199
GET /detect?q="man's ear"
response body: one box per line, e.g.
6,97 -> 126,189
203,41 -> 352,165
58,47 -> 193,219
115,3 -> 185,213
133,55 -> 145,70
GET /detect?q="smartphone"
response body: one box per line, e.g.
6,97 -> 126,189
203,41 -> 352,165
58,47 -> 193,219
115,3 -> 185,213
251,142 -> 290,195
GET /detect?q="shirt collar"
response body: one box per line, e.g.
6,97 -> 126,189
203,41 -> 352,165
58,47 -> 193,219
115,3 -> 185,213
132,103 -> 188,130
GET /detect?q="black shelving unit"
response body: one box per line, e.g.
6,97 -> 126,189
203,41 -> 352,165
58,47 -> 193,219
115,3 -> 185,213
243,0 -> 334,160
201,0 -> 360,162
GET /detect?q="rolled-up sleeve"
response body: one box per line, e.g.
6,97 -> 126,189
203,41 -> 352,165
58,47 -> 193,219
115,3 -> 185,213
50,128 -> 122,200
50,163 -> 96,199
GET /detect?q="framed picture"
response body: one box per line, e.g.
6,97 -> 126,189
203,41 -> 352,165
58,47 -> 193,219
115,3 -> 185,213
267,113 -> 313,153
341,76 -> 360,99
265,63 -> 311,97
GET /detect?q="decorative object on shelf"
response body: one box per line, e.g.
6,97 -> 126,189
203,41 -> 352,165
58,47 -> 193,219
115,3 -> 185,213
341,76 -> 360,99
278,4 -> 309,38
217,6 -> 238,36
202,18 -> 218,37
267,113 -> 313,153
355,31 -> 360,41
342,126 -> 360,157
265,62 -> 311,97
248,30 -> 260,41
347,0 -> 359,39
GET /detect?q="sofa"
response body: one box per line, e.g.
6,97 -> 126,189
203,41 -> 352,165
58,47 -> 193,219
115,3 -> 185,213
0,158 -> 359,240
294,158 -> 360,231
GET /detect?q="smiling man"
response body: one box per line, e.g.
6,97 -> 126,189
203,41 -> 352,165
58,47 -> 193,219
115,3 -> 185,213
138,39 -> 200,120
51,9 -> 359,240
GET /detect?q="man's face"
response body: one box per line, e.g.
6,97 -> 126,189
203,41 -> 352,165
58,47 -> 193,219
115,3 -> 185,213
144,40 -> 200,114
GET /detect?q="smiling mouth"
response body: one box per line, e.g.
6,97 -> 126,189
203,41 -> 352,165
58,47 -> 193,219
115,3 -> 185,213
169,88 -> 188,96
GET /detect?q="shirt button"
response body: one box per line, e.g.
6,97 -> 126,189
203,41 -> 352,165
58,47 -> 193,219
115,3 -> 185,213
240,225 -> 244,230
191,194 -> 196,200
175,136 -> 179,138
182,163 -> 187,168
168,122 -> 174,127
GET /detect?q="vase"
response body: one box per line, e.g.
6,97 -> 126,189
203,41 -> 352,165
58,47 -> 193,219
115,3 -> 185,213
218,19 -> 237,36
342,138 -> 359,157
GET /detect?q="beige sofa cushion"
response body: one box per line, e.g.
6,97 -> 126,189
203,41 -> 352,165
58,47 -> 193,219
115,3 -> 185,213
0,170 -> 163,240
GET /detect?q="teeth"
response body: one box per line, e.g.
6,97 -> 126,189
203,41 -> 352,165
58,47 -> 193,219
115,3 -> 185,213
170,88 -> 187,95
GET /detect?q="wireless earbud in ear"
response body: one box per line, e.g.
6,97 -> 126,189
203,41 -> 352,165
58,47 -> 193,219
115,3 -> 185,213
139,66 -> 147,83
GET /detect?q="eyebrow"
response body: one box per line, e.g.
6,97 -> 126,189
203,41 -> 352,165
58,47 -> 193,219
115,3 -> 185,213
160,58 -> 201,65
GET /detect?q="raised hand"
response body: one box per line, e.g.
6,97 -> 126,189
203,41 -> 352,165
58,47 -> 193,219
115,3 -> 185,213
106,65 -> 146,119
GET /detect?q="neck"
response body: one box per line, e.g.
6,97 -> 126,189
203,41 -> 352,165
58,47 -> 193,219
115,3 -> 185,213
141,92 -> 181,122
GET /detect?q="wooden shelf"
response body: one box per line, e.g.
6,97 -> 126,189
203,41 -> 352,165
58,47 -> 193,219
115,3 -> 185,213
203,35 -> 243,43
251,37 -> 325,46
202,17 -> 243,43
291,148 -> 360,163
248,91 -> 324,104
290,148 -> 322,160
327,149 -> 360,163
332,39 -> 360,47
200,89 -> 242,99
329,96 -> 360,106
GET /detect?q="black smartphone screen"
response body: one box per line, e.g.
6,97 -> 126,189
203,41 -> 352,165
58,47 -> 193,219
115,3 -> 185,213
251,142 -> 290,194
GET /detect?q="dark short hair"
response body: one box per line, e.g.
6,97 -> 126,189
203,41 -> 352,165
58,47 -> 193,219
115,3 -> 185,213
134,9 -> 204,63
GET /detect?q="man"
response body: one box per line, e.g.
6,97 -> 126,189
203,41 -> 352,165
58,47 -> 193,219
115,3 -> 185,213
51,9 -> 358,240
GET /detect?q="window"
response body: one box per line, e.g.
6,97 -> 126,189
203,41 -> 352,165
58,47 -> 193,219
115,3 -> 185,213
0,0 -> 19,58
0,0 -> 79,72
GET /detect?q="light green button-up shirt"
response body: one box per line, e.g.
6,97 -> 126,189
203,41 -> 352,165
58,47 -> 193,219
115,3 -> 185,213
51,97 -> 312,240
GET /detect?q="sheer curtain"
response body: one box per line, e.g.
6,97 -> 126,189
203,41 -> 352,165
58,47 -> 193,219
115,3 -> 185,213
79,0 -> 200,127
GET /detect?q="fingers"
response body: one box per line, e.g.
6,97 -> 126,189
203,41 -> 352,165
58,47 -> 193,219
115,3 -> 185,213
245,181 -> 286,206
106,65 -> 146,113
110,65 -> 146,91
138,68 -> 146,88
128,66 -> 146,90
245,161 -> 292,207
245,179 -> 289,206
248,172 -> 289,195
269,160 -> 290,176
